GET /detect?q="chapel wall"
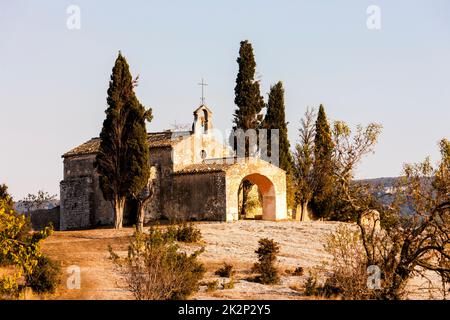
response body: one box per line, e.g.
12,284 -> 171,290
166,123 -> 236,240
60,175 -> 94,230
163,172 -> 227,221
172,135 -> 233,171
60,155 -> 113,229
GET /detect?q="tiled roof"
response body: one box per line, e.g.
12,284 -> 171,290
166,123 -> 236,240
63,131 -> 190,158
63,138 -> 100,158
173,163 -> 235,175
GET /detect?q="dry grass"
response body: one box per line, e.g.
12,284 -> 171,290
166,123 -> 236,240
39,221 -> 443,300
41,228 -> 134,299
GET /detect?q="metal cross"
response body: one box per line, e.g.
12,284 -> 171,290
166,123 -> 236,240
198,78 -> 208,105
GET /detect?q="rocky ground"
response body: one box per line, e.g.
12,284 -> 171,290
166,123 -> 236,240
41,220 -> 445,300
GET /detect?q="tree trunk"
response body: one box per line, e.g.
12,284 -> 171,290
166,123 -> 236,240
240,180 -> 252,219
301,201 -> 309,221
113,197 -> 125,229
136,188 -> 153,233
137,204 -> 145,233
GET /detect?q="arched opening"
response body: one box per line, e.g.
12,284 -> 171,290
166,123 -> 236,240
238,181 -> 262,219
237,173 -> 276,221
202,109 -> 209,134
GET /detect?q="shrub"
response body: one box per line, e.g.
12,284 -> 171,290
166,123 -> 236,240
0,197 -> 53,299
304,274 -> 318,296
166,223 -> 202,243
252,238 -> 280,285
25,255 -> 61,294
204,280 -> 219,292
293,266 -> 304,276
303,273 -> 344,298
300,226 -> 377,299
318,275 -> 343,298
223,278 -> 235,289
286,266 -> 304,276
214,263 -> 234,278
109,226 -> 205,300
323,224 -> 377,299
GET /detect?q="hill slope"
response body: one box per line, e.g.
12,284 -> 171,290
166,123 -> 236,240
42,221 -> 443,300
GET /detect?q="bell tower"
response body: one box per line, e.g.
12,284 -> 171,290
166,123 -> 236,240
192,104 -> 213,135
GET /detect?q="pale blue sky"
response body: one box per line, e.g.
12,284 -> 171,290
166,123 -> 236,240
0,1 -> 449,199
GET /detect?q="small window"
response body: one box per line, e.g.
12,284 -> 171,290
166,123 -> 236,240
200,150 -> 207,160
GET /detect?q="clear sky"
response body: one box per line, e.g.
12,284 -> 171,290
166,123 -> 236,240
0,1 -> 449,200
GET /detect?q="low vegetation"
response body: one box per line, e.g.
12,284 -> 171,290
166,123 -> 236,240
25,255 -> 61,294
215,262 -> 235,278
166,222 -> 202,243
304,273 -> 319,297
300,139 -> 450,300
252,238 -> 280,285
0,184 -> 57,299
109,226 -> 205,300
203,280 -> 219,292
286,266 -> 304,276
320,224 -> 374,299
222,278 -> 235,290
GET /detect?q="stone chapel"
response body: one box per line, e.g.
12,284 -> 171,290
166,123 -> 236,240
60,105 -> 287,230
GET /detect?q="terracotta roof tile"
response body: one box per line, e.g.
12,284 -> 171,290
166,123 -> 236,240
174,163 -> 235,174
63,131 -> 190,158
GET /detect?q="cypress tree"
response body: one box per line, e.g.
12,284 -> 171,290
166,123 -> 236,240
263,81 -> 293,173
232,40 -> 264,218
263,82 -> 295,210
95,52 -> 151,229
233,40 -> 265,147
310,104 -> 334,219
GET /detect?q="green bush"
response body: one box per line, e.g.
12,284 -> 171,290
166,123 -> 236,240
25,255 -> 61,294
110,226 -> 205,300
304,274 -> 319,296
293,266 -> 304,276
204,280 -> 219,292
222,278 -> 235,289
317,275 -> 343,298
252,238 -> 280,285
166,223 -> 202,243
214,263 -> 234,278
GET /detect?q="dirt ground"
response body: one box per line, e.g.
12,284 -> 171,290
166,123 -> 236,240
41,220 -> 445,300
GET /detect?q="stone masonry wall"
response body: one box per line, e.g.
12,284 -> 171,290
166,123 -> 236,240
60,154 -> 113,229
63,154 -> 95,179
60,147 -> 172,229
60,176 -> 94,230
165,172 -> 227,221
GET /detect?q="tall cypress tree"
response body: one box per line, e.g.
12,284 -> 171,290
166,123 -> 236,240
263,82 -> 295,209
310,104 -> 334,218
263,81 -> 293,172
233,40 -> 264,141
95,52 -> 151,229
232,40 -> 264,218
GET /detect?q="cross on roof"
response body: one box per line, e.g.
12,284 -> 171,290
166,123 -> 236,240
198,78 -> 208,105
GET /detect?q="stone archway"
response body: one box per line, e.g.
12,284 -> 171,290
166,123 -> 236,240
238,173 -> 276,220
224,158 -> 287,221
